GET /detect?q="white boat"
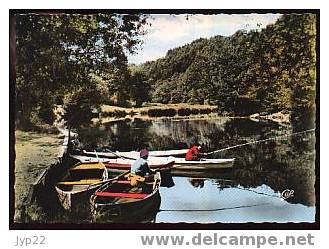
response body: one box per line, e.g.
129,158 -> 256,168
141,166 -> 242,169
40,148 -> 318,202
71,154 -> 234,171
70,154 -> 175,173
82,149 -> 189,158
171,157 -> 235,170
70,154 -> 112,163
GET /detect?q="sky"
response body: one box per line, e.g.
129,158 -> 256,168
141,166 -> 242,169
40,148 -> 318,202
127,14 -> 282,65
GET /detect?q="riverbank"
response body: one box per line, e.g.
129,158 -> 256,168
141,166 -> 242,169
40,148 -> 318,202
94,103 -> 219,124
249,111 -> 291,125
94,104 -> 291,125
103,103 -> 217,116
14,130 -> 63,222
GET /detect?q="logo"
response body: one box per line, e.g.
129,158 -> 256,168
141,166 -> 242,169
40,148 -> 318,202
281,189 -> 294,200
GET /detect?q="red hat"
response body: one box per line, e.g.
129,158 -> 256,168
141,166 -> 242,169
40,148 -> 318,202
140,149 -> 149,158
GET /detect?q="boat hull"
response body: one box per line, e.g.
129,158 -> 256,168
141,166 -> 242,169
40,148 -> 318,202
172,158 -> 235,170
70,155 -> 175,173
90,172 -> 161,223
55,185 -> 100,211
91,192 -> 161,223
55,162 -> 108,211
104,160 -> 175,173
83,149 -> 189,158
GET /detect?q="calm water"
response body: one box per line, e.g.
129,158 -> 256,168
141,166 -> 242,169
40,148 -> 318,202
73,117 -> 316,223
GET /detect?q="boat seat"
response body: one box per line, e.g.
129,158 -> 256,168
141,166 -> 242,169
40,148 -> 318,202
57,179 -> 102,185
95,192 -> 148,199
71,163 -> 105,170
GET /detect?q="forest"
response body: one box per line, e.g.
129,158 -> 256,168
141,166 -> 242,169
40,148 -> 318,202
14,13 -> 317,130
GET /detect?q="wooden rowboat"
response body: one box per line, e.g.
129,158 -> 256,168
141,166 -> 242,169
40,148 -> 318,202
82,149 -> 189,158
90,172 -> 161,223
103,158 -> 175,173
55,162 -> 108,210
70,154 -> 175,173
70,154 -> 233,173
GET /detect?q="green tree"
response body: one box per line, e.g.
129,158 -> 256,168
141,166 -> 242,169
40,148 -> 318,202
128,68 -> 150,107
15,13 -> 148,129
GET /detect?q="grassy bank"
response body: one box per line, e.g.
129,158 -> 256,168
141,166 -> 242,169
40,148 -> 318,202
14,130 -> 62,222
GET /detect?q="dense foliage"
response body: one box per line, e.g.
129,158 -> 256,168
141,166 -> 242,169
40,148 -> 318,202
137,14 -> 316,123
15,13 -> 148,129
14,13 -> 316,129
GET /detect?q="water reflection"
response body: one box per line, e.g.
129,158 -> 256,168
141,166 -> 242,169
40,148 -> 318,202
72,117 -> 316,222
188,178 -> 205,188
157,177 -> 315,223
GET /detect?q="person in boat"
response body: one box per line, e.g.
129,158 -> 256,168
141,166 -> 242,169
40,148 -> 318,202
185,144 -> 203,161
131,149 -> 154,176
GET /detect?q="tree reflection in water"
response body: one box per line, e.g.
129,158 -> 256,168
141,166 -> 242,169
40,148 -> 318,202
77,117 -> 316,207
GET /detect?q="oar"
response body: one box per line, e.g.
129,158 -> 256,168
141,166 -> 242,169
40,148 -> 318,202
104,150 -> 137,161
84,149 -> 137,161
87,170 -> 131,190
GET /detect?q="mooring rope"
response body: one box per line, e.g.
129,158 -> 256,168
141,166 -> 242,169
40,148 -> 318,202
204,128 -> 315,155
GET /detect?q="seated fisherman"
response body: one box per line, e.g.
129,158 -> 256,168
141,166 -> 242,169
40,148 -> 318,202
185,144 -> 202,161
129,149 -> 155,186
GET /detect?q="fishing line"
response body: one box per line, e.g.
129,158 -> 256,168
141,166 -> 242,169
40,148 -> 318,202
204,128 -> 315,155
227,185 -> 281,198
159,202 -> 270,212
211,179 -> 282,198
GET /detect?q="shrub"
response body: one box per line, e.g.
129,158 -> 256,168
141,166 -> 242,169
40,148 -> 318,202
199,108 -> 212,114
177,108 -> 192,116
147,108 -> 177,117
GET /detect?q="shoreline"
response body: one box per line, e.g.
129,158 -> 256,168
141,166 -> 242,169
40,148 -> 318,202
92,104 -> 291,125
14,130 -> 63,222
13,109 -> 290,221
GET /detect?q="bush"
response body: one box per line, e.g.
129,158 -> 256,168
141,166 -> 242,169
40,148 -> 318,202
147,108 -> 177,117
190,108 -> 200,115
102,110 -> 127,118
199,108 -> 212,114
177,108 -> 192,116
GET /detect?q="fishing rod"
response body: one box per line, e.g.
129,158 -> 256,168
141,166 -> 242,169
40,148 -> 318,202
84,149 -> 136,161
204,128 -> 315,155
104,150 -> 137,161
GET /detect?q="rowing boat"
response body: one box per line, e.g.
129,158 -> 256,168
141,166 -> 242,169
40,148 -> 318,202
90,172 -> 161,223
55,162 -> 108,210
70,154 -> 176,173
82,149 -> 189,158
70,154 -> 234,171
104,158 -> 175,173
171,158 -> 235,170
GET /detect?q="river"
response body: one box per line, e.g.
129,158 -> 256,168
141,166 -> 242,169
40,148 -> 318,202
71,117 -> 316,223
